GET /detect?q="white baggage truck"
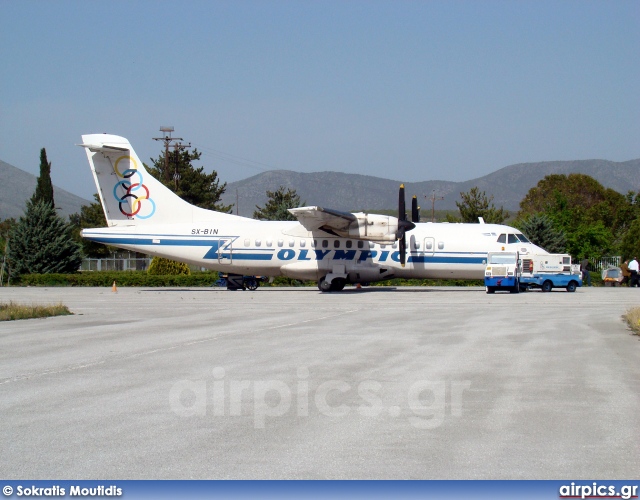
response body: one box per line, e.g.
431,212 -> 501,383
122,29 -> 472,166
519,253 -> 582,292
485,252 -> 582,293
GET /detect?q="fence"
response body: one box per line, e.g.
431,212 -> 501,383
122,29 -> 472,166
81,256 -> 152,272
588,256 -> 621,272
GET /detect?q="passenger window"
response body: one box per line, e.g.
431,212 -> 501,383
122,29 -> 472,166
277,239 -> 283,247
289,239 -> 295,247
438,241 -> 444,250
266,239 -> 273,247
334,240 -> 340,248
414,241 -> 420,250
346,240 -> 352,248
322,240 -> 328,248
497,234 -> 506,243
508,234 -> 518,244
425,241 -> 433,250
255,239 -> 261,247
391,242 -> 397,249
357,241 -> 364,249
244,239 -> 250,247
369,242 -> 375,248
301,240 -> 307,248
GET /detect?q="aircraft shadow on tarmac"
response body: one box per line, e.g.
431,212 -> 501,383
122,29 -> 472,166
141,287 -> 484,294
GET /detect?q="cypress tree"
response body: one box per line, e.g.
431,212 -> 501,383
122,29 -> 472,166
7,200 -> 82,278
30,148 -> 55,208
517,213 -> 567,254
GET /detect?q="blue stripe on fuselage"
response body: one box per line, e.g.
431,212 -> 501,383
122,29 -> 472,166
83,234 -> 486,265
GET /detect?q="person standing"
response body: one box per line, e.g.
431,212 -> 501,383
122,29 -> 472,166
621,260 -> 630,286
628,257 -> 639,287
580,258 -> 592,286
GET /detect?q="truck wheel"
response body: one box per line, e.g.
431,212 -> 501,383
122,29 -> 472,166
486,286 -> 495,294
566,281 -> 577,293
245,278 -> 259,291
541,280 -> 553,293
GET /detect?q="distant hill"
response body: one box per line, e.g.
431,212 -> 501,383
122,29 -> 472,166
221,159 -> 640,217
0,160 -> 90,220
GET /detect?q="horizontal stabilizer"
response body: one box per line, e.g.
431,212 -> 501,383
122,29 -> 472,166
78,143 -> 129,152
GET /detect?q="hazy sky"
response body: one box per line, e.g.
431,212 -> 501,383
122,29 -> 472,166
1,0 -> 638,200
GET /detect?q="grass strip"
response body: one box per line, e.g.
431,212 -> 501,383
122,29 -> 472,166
0,301 -> 73,321
623,307 -> 640,336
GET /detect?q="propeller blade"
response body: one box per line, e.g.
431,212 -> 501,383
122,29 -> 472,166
398,185 -> 414,267
399,184 -> 406,221
411,195 -> 419,223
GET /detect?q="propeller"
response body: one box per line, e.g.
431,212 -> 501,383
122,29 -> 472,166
397,184 -> 416,267
411,195 -> 420,223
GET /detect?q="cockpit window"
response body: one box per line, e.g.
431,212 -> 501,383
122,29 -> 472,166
507,234 -> 518,244
516,233 -> 530,243
497,234 -> 506,243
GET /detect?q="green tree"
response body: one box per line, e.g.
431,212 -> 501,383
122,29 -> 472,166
253,186 -> 305,221
517,173 -> 636,258
0,219 -> 15,282
453,187 -> 508,224
147,146 -> 232,212
69,194 -> 112,258
30,148 -> 55,208
147,257 -> 191,275
618,218 -> 640,261
7,200 -> 82,278
515,213 -> 567,253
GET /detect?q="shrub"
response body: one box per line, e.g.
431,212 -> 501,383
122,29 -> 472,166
15,271 -> 217,287
147,257 -> 191,275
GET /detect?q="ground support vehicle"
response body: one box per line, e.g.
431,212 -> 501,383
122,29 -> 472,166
602,267 -> 623,287
484,252 -> 521,294
519,273 -> 582,292
520,254 -> 582,292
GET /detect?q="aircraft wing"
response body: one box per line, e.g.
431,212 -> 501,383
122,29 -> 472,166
288,206 -> 357,232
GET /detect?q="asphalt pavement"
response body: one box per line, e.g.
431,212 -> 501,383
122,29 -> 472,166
1,285 -> 639,479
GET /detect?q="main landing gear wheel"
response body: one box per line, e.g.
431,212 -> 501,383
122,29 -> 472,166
245,278 -> 259,291
318,276 -> 347,292
330,278 -> 346,292
318,276 -> 332,292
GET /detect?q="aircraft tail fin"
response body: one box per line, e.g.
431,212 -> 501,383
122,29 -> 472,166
79,134 -> 235,226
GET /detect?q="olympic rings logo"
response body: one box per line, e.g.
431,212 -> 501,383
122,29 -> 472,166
112,156 -> 156,219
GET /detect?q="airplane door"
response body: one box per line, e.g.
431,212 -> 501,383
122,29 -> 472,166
424,237 -> 435,256
218,238 -> 232,264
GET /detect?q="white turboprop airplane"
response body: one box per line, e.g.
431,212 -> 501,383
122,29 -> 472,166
80,134 -> 548,291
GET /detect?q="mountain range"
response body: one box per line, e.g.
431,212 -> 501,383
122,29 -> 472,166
221,159 -> 640,217
2,157 -> 639,222
0,160 -> 90,221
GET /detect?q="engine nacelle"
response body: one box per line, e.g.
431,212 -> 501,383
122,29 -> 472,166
347,213 -> 399,242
